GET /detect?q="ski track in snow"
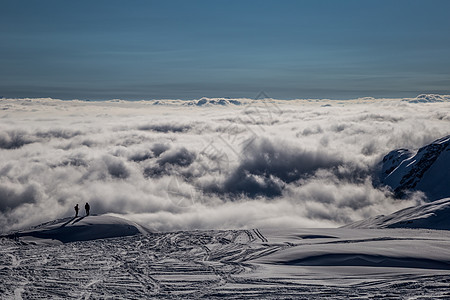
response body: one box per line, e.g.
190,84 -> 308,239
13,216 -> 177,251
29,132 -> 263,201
1,229 -> 450,299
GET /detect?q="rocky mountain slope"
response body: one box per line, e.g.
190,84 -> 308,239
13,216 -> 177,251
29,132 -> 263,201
379,135 -> 450,201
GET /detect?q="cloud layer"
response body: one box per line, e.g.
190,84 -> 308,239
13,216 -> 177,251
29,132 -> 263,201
0,96 -> 449,232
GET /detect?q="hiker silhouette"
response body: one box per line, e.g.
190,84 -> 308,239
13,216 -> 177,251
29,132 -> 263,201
74,204 -> 79,217
85,202 -> 90,216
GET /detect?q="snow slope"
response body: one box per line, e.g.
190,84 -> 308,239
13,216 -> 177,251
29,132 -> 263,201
6,215 -> 149,244
1,207 -> 450,298
1,227 -> 449,299
379,135 -> 450,201
252,228 -> 450,270
343,197 -> 450,230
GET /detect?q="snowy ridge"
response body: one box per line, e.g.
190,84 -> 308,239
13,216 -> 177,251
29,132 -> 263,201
184,97 -> 243,106
6,215 -> 150,244
343,197 -> 450,230
149,97 -> 247,106
404,94 -> 450,103
380,135 -> 450,200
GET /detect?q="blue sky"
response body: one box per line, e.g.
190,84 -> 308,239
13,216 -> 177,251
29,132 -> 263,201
1,0 -> 450,100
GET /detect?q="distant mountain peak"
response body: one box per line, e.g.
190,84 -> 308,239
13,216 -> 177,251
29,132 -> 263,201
405,94 -> 450,103
379,135 -> 450,201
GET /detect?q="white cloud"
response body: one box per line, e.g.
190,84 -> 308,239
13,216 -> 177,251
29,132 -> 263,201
0,97 -> 448,232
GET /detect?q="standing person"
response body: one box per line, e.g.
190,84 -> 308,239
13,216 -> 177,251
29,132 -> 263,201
74,204 -> 79,217
85,202 -> 90,216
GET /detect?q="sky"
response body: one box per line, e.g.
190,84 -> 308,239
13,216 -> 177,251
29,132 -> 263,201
1,0 -> 450,100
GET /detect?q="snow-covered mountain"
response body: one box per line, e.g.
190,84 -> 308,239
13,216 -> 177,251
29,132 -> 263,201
5,215 -> 149,244
185,97 -> 243,106
147,97 -> 246,106
343,197 -> 450,230
404,94 -> 450,103
379,135 -> 450,201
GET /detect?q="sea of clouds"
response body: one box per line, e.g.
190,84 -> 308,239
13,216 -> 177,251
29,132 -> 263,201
0,95 -> 449,233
